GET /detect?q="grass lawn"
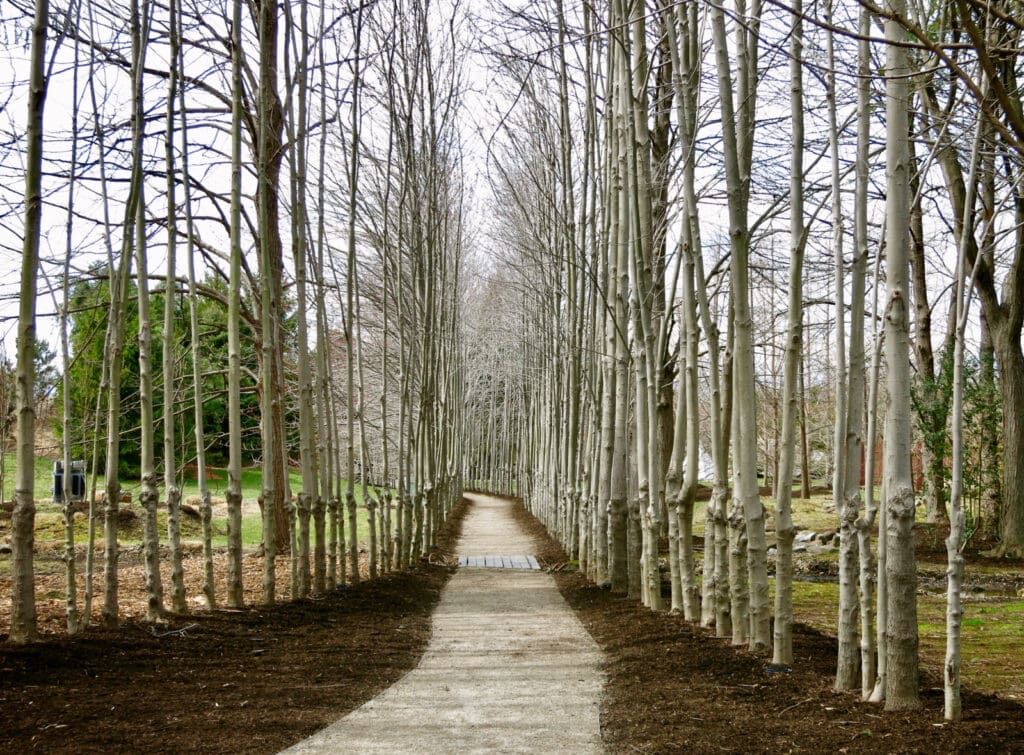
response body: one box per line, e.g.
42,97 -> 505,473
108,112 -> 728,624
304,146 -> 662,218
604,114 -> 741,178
686,479 -> 1024,699
690,489 -> 840,537
788,579 -> 1024,700
0,453 -> 61,504
2,453 -> 379,547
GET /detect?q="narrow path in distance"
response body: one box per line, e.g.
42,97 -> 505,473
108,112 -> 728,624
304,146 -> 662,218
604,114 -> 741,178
282,492 -> 604,754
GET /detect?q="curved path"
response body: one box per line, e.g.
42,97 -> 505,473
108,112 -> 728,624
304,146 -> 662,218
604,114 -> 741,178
282,492 -> 604,754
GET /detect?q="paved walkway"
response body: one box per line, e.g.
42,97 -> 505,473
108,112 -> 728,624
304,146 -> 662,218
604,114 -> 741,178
282,492 -> 604,754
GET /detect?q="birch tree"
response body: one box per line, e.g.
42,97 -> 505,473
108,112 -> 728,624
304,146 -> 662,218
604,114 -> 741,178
772,0 -> 805,667
285,0 -> 316,598
710,0 -> 770,650
881,0 -> 920,710
225,0 -> 245,609
9,0 -> 50,644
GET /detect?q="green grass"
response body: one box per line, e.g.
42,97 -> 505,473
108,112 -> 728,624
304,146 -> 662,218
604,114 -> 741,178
30,506 -> 224,542
688,486 -> 839,538
178,466 -> 272,503
16,498 -> 373,549
684,482 -> 1024,700
691,484 -> 950,539
790,580 -> 1024,700
0,453 -> 61,504
1,454 -> 379,505
1,455 -> 379,548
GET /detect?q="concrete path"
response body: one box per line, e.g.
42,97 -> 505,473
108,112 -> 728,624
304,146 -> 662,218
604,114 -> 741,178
282,492 -> 604,754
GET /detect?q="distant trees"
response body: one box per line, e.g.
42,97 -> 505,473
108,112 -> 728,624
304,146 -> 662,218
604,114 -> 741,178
59,271 -> 263,476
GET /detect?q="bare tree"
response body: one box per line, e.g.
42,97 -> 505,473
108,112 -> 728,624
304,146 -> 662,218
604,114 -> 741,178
9,0 -> 51,644
710,0 -> 770,650
224,0 -> 246,609
772,0 -> 806,667
881,0 -> 920,710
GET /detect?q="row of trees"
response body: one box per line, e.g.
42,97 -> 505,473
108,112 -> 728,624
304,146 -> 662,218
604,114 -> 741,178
5,0 -> 467,640
464,0 -> 1024,721
6,0 -> 1022,727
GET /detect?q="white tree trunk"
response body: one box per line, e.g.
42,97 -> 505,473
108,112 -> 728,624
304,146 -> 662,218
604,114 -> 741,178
945,73 -> 987,721
711,0 -> 769,650
826,0 -> 857,691
9,0 -> 50,644
882,0 -> 920,709
851,2 -> 874,700
772,0 -> 805,666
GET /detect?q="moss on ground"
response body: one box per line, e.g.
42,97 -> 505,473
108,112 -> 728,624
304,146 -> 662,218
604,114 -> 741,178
790,579 -> 1024,700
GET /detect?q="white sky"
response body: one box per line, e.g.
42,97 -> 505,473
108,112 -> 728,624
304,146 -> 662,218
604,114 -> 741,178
0,0 -> 1007,377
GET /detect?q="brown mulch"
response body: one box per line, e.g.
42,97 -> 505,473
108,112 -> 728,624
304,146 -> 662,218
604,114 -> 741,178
0,499 -> 467,754
509,499 -> 1024,754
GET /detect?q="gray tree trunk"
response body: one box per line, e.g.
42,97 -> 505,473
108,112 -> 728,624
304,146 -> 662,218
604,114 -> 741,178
945,80 -> 987,722
285,0 -> 315,598
851,2 -> 874,699
256,0 -> 282,604
773,0 -> 805,666
134,0 -> 166,618
164,0 -> 186,614
224,0 -> 245,609
60,7 -> 83,635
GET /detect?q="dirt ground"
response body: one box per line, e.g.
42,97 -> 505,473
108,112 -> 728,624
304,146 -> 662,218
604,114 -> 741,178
509,502 -> 1024,754
284,493 -> 602,753
0,501 -> 466,753
3,494 -> 1023,753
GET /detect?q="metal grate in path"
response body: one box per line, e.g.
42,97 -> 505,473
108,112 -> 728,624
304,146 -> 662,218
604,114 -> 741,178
457,555 -> 541,570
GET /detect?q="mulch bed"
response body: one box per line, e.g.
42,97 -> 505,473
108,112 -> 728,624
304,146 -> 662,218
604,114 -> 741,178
0,499 -> 467,753
509,499 -> 1024,754
6,493 -> 1021,753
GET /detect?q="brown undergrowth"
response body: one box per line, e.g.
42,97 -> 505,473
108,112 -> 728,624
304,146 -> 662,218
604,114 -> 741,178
509,500 -> 1024,754
0,498 -> 467,753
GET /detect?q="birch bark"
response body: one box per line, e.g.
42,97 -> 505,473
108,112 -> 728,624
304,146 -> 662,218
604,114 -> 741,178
773,0 -> 805,666
711,0 -> 769,650
882,0 -> 921,709
10,0 -> 50,644
224,0 -> 245,609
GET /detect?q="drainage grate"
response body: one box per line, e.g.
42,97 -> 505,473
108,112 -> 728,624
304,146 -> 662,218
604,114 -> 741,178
457,555 -> 541,570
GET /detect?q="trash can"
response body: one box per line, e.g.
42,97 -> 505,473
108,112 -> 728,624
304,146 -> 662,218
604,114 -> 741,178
53,460 -> 86,502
